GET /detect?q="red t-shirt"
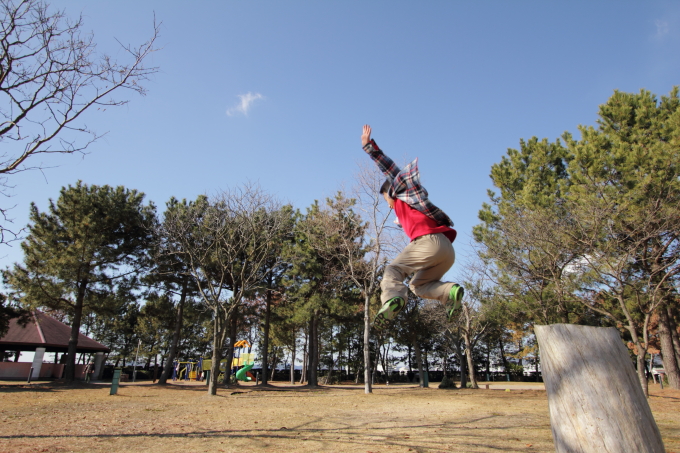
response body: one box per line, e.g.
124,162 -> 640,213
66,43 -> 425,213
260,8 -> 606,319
394,199 -> 457,242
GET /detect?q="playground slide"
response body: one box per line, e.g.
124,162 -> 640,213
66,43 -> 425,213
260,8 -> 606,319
235,362 -> 254,381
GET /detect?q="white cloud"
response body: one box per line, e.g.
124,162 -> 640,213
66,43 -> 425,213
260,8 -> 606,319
226,92 -> 265,116
654,20 -> 670,40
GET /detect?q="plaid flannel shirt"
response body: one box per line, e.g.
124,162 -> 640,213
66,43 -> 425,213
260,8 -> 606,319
363,139 -> 453,227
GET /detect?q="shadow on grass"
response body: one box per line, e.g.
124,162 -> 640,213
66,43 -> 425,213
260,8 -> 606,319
0,381 -> 351,397
0,380 -> 101,393
155,382 -> 355,394
0,413 -> 548,452
650,393 -> 680,401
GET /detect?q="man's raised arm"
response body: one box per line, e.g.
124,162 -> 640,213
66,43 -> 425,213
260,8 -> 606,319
361,124 -> 400,179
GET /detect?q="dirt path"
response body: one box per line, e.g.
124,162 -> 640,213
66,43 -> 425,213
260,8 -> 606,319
1,381 -> 678,453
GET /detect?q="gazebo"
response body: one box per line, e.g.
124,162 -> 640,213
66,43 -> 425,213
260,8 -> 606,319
0,311 -> 110,380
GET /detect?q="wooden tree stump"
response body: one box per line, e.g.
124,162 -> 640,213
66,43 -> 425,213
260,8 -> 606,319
535,324 -> 666,453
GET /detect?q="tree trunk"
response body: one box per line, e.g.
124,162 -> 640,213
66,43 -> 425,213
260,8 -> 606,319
290,339 -> 296,384
657,305 -> 680,389
464,334 -> 478,389
325,330 -> 335,385
270,348 -> 277,381
498,337 -> 509,373
223,306 -> 238,385
300,329 -> 308,384
371,341 -> 379,385
457,352 -> 467,389
628,329 -> 650,398
158,277 -> 188,385
535,324 -> 665,453
412,337 -> 425,388
347,333 -> 352,379
261,288 -> 272,385
144,345 -> 153,369
306,315 -> 319,387
153,354 -> 158,382
64,279 -> 88,382
208,316 -> 227,396
380,341 -> 391,384
667,305 -> 680,367
485,339 -> 491,376
638,350 -> 650,396
407,344 -> 413,373
363,293 -> 372,393
455,341 -> 467,389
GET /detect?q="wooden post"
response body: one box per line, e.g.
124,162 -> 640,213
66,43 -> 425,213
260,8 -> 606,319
535,324 -> 665,453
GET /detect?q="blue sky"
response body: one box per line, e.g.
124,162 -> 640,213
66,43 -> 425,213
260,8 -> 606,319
2,1 -> 680,278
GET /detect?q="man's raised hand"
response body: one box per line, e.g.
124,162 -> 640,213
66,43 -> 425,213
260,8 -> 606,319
361,124 -> 372,147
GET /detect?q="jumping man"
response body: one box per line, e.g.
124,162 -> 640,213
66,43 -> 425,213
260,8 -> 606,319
361,125 -> 464,330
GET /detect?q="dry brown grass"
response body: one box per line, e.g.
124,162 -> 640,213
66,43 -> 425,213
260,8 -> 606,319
0,380 -> 678,453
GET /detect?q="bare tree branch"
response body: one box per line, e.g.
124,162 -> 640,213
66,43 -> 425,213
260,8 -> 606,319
0,0 -> 160,242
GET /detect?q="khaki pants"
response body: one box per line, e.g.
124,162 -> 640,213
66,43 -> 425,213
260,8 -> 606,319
381,233 -> 456,304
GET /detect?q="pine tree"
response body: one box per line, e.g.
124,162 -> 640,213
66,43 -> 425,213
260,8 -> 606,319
3,181 -> 155,381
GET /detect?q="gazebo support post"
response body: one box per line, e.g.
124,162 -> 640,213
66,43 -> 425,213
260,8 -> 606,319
31,347 -> 46,380
93,352 -> 105,380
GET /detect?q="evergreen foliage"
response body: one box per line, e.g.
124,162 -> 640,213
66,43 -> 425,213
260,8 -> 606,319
3,181 -> 155,381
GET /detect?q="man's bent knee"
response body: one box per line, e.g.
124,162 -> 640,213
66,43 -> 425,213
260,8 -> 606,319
409,283 -> 425,297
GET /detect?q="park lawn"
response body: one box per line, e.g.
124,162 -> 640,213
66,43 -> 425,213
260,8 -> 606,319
0,380 -> 678,453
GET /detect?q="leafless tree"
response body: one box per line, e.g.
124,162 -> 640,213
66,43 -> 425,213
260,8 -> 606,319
421,301 -> 462,385
0,0 -> 159,241
422,254 -> 491,389
351,162 -> 403,393
307,162 -> 400,393
157,184 -> 290,396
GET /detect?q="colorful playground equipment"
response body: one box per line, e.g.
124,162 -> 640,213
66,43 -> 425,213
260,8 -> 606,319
172,358 -> 205,381
233,340 -> 255,382
171,340 -> 256,383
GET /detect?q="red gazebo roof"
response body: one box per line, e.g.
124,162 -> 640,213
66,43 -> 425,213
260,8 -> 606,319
0,311 -> 110,353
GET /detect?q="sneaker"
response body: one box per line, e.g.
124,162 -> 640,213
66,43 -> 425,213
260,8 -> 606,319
446,284 -> 464,321
373,297 -> 405,330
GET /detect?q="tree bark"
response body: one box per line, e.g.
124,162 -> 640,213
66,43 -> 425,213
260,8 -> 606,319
363,294 -> 372,393
158,277 -> 188,385
629,327 -> 650,397
464,335 -> 478,389
290,338 -> 296,384
223,306 -> 238,385
407,344 -> 413,373
455,340 -> 467,389
371,342 -> 379,385
208,316 -> 227,396
261,288 -> 272,385
667,305 -> 680,366
270,348 -> 278,381
498,337 -> 509,374
300,329 -> 308,384
306,315 -> 319,387
324,328 -> 335,385
64,279 -> 88,382
657,305 -> 680,389
535,324 -> 666,453
412,337 -> 425,388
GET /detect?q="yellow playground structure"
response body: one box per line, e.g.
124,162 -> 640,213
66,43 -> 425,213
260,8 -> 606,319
172,340 -> 256,383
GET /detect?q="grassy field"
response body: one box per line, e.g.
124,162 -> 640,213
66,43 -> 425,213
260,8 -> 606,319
0,380 -> 678,453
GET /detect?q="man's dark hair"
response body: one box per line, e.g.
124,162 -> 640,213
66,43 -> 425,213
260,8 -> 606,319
380,179 -> 391,195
